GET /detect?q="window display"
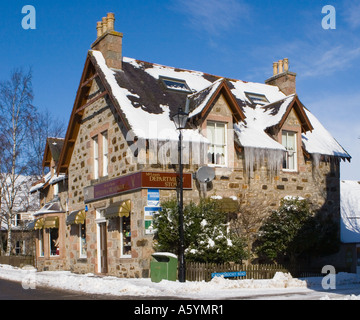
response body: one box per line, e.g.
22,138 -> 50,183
121,216 -> 131,257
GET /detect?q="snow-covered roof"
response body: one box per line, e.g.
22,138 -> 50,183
49,173 -> 67,185
29,171 -> 51,193
33,199 -> 65,216
302,109 -> 350,159
341,180 -> 360,243
87,50 -> 350,159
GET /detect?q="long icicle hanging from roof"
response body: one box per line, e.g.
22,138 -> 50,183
244,147 -> 285,180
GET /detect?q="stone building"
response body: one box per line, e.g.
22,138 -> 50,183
30,137 -> 68,270
31,13 -> 350,276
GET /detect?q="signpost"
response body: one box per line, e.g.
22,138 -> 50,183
211,271 -> 247,279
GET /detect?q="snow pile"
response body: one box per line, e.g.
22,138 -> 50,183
3,264 -> 360,300
207,272 -> 306,290
0,264 -> 308,298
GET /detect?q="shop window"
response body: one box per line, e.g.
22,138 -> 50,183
207,121 -> 227,166
282,131 -> 297,171
79,223 -> 87,259
39,230 -> 44,257
120,216 -> 131,258
49,228 -> 59,256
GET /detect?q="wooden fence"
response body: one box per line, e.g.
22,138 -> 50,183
185,262 -> 325,282
0,255 -> 35,268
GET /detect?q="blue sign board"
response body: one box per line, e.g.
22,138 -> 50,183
147,189 -> 160,206
144,206 -> 162,217
211,271 -> 246,279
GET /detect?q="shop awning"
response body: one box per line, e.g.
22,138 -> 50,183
66,210 -> 86,225
44,216 -> 59,229
105,200 -> 131,219
34,218 -> 45,230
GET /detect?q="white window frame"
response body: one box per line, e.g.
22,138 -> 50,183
93,136 -> 99,179
207,121 -> 228,167
102,131 -> 108,177
96,208 -> 106,273
282,130 -> 297,172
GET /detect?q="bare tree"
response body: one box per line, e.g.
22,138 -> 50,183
26,109 -> 65,177
231,196 -> 271,263
0,68 -> 36,256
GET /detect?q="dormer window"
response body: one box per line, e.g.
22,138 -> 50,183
160,76 -> 192,93
245,92 -> 269,105
207,121 -> 227,166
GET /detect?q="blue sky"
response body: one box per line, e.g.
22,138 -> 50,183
0,0 -> 359,180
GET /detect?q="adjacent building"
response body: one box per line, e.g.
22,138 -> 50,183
30,13 -> 351,277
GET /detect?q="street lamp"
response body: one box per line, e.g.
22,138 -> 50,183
173,107 -> 189,283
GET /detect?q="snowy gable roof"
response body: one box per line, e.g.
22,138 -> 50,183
302,109 -> 350,160
90,51 -> 208,143
88,50 -> 349,159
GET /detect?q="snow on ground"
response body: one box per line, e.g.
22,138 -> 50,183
1,264 -> 360,300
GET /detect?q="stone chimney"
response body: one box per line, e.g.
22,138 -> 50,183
265,58 -> 296,96
91,13 -> 123,70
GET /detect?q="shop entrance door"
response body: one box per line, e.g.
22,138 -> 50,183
99,222 -> 108,274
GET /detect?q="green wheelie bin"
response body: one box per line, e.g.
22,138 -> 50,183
150,252 -> 178,283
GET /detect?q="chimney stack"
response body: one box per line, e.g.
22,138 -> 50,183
265,58 -> 297,96
91,13 -> 123,70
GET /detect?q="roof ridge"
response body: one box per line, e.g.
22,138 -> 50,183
122,56 -> 251,85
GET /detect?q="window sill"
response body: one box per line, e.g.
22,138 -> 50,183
282,169 -> 298,173
207,163 -> 227,168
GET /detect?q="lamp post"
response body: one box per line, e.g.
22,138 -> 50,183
172,108 -> 189,283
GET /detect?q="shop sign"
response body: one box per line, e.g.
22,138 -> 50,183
147,189 -> 160,206
142,172 -> 192,190
93,172 -> 142,200
144,206 -> 162,218
84,171 -> 192,203
145,219 -> 156,235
